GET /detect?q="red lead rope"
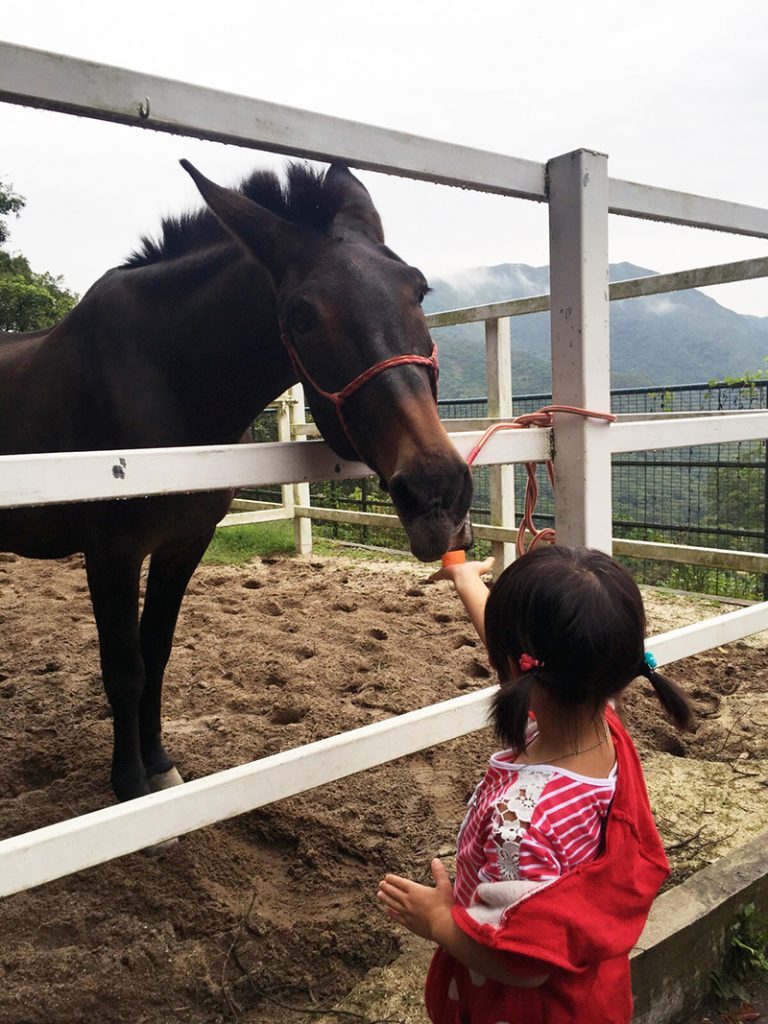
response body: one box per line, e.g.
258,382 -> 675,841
454,405 -> 616,561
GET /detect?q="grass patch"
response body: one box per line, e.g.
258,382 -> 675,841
202,521 -> 295,565
710,903 -> 768,1007
202,522 -> 420,567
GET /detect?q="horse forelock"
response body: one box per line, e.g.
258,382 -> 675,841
122,163 -> 343,269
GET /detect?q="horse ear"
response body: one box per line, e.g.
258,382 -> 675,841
180,159 -> 302,278
325,164 -> 385,244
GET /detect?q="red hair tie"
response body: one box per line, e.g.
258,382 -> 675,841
518,653 -> 543,672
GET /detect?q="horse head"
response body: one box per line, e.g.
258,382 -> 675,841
181,160 -> 472,562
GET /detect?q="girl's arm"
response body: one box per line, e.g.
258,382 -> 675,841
377,859 -> 548,988
429,558 -> 495,649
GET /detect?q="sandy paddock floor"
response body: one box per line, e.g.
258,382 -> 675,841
0,552 -> 766,1023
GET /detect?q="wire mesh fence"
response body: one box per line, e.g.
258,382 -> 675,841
243,380 -> 768,600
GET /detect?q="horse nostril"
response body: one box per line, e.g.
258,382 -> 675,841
388,466 -> 472,520
388,472 -> 430,518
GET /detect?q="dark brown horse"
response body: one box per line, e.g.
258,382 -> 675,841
0,161 -> 472,803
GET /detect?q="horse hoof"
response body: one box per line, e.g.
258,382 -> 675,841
142,836 -> 179,857
147,766 -> 184,791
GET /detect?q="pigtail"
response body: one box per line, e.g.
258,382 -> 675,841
490,673 -> 535,753
639,662 -> 694,732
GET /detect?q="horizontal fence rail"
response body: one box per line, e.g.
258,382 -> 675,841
1,600 -> 766,899
0,430 -> 551,510
0,42 -> 546,200
610,412 -> 768,453
2,42 -> 768,237
3,413 -> 767,510
425,257 -> 768,328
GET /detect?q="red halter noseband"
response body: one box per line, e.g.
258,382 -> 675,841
280,325 -> 439,456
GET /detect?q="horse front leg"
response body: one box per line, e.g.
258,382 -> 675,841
138,529 -> 215,791
85,547 -> 148,801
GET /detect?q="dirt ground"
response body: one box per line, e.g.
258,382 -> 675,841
0,551 -> 766,1024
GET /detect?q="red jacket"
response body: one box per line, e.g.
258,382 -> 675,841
425,708 -> 668,1024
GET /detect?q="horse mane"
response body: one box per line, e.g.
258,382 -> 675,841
123,163 -> 339,268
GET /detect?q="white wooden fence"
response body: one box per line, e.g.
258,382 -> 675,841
1,42 -> 767,897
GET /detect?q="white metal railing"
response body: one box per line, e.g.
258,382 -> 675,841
1,43 -> 767,895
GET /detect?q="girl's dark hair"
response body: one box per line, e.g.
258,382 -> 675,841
485,546 -> 693,750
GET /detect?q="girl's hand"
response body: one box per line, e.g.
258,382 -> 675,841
428,557 -> 495,585
376,858 -> 454,942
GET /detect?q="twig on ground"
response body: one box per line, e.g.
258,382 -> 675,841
240,976 -> 404,1023
717,714 -> 748,755
221,891 -> 259,1018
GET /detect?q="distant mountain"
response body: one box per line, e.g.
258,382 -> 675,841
424,262 -> 768,398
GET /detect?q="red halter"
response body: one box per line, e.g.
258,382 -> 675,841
280,325 -> 439,456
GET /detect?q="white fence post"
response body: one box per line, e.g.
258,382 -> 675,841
547,149 -> 613,552
289,384 -> 314,555
485,317 -> 515,571
275,393 -> 295,517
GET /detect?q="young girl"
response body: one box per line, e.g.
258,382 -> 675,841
377,545 -> 692,1024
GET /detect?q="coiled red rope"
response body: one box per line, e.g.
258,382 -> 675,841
445,404 -> 616,563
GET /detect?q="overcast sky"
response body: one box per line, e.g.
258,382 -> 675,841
2,0 -> 767,316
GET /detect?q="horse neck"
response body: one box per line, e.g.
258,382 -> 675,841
113,252 -> 297,444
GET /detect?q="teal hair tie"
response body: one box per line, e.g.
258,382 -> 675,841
644,651 -> 658,670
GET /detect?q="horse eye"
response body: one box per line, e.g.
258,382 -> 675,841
289,302 -> 317,334
416,281 -> 431,305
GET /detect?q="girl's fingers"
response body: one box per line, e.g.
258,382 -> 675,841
380,873 -> 412,893
431,858 -> 448,882
429,557 -> 495,584
377,885 -> 404,910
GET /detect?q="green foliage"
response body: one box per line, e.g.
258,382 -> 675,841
708,360 -> 768,399
702,444 -> 765,536
0,178 -> 79,332
710,903 -> 768,1007
0,178 -> 25,246
0,251 -> 78,331
248,409 -> 279,443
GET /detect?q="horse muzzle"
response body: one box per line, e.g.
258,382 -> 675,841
386,464 -> 473,562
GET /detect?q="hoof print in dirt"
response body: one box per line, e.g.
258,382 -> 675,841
467,659 -> 492,679
33,661 -> 63,675
242,578 -> 265,590
270,704 -> 309,726
262,599 -> 284,617
453,635 -> 478,649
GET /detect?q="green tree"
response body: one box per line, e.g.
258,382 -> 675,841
0,178 -> 25,246
0,177 -> 78,331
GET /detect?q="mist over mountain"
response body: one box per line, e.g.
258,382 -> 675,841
424,262 -> 768,398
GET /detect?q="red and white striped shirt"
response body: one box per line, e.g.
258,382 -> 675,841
454,743 -> 617,906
